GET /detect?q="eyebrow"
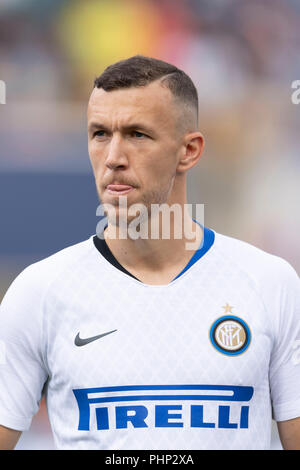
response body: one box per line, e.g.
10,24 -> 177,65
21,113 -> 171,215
88,121 -> 155,135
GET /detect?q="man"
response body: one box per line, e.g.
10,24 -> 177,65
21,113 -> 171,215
0,55 -> 299,450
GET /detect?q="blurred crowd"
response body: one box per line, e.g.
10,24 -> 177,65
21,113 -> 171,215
0,0 -> 299,263
0,0 -> 299,450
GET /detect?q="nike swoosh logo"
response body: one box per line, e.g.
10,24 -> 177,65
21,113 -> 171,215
74,329 -> 117,347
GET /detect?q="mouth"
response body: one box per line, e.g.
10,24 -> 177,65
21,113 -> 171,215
106,184 -> 135,195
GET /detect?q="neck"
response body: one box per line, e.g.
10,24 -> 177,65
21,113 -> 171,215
104,205 -> 203,273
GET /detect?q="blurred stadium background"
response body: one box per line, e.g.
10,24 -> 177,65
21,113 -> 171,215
0,0 -> 299,450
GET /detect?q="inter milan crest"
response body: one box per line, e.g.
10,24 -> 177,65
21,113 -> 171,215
210,304 -> 251,356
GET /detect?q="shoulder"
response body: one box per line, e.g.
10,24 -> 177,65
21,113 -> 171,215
213,230 -> 299,284
0,237 -> 96,309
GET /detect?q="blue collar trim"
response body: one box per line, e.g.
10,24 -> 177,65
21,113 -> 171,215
172,223 -> 215,281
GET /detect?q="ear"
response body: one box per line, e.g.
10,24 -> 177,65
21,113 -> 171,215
176,132 -> 205,173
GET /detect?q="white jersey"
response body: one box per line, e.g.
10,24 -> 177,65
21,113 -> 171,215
0,227 -> 299,450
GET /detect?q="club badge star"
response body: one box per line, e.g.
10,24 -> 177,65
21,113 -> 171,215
222,303 -> 234,313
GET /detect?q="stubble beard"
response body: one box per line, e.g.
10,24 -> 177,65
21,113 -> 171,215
99,184 -> 172,234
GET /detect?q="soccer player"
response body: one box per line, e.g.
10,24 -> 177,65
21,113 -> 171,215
0,56 -> 299,450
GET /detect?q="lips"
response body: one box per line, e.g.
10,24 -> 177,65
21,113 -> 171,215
107,184 -> 133,191
106,184 -> 135,195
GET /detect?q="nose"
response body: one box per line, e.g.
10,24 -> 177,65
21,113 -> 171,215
105,134 -> 128,170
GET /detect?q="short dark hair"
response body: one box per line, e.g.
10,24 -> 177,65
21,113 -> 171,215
93,55 -> 198,118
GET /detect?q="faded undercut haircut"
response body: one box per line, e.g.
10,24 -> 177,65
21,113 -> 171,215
93,55 -> 199,128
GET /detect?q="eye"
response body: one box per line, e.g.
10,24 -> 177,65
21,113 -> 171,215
132,131 -> 146,139
93,130 -> 106,138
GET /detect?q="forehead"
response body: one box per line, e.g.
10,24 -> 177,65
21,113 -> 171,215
87,81 -> 178,128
